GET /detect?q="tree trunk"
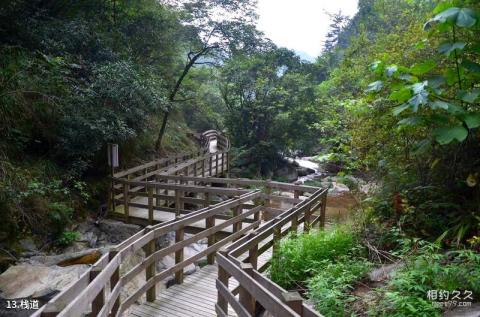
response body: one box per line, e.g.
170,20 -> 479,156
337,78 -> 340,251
155,111 -> 169,152
154,47 -> 211,152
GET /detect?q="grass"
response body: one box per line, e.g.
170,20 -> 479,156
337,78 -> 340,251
269,227 -> 371,316
269,226 -> 480,317
308,259 -> 371,316
370,248 -> 480,317
269,227 -> 360,290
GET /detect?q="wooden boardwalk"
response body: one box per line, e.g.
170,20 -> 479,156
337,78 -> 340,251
34,131 -> 326,317
130,265 -> 236,317
130,250 -> 272,317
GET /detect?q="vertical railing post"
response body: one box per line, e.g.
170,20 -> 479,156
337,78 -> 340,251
226,151 -> 230,177
202,158 -> 206,177
144,167 -> 148,192
215,153 -> 219,176
175,225 -> 184,284
148,186 -> 154,225
179,174 -> 185,212
175,189 -> 180,217
144,226 -> 156,302
204,192 -> 210,208
239,263 -> 256,315
320,192 -> 327,229
282,291 -> 303,314
109,177 -> 116,215
294,189 -> 301,200
206,215 -> 215,265
209,155 -> 213,176
233,199 -> 241,234
90,268 -> 104,316
123,183 -> 130,223
265,183 -> 272,205
155,175 -> 161,207
273,216 -> 282,256
193,162 -> 197,185
248,232 -> 258,270
264,182 -> 272,220
254,205 -> 261,222
291,208 -> 298,234
109,250 -> 120,316
204,192 -> 216,264
163,179 -> 169,207
221,152 -> 224,175
217,251 -> 230,314
304,203 -> 313,233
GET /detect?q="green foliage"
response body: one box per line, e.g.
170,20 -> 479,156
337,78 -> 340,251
56,230 -> 80,247
358,2 -> 480,244
269,227 -> 371,317
48,202 -> 74,237
59,61 -> 168,173
367,3 -> 479,147
221,48 -> 325,175
269,227 -> 360,289
308,259 -> 371,317
0,0 -> 227,242
312,0 -> 480,245
372,245 -> 480,317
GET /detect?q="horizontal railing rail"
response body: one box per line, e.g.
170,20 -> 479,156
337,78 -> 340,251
34,130 -> 328,317
34,190 -> 264,317
216,188 -> 328,317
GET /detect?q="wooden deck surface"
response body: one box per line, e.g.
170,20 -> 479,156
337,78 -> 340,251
129,249 -> 272,317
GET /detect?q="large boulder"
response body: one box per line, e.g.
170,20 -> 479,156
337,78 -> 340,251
76,219 -> 142,247
274,165 -> 298,183
0,264 -> 88,299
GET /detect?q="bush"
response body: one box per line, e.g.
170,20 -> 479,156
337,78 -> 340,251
56,230 -> 80,247
372,246 -> 480,317
308,259 -> 371,317
269,227 -> 360,289
48,202 -> 74,237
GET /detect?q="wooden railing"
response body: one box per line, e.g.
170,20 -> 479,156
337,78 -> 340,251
216,187 -> 328,317
201,129 -> 230,152
33,176 -> 326,317
111,151 -> 230,224
33,130 -> 328,317
110,130 -> 231,221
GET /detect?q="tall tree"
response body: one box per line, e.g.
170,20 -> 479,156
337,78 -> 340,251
220,48 -> 320,175
323,10 -> 350,53
155,0 -> 265,152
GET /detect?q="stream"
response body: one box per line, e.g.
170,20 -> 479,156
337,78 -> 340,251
290,156 -> 358,224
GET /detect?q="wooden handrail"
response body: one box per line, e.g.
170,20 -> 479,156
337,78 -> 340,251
35,130 -> 328,317
148,174 -> 319,193
215,188 -> 328,317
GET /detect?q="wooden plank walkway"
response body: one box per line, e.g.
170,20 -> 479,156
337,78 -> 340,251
129,249 -> 272,317
33,131 -> 325,317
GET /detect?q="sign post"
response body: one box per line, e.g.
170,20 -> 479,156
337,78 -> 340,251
107,144 -> 119,213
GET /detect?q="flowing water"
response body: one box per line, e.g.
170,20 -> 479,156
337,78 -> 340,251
293,157 -> 324,184
292,156 -> 358,224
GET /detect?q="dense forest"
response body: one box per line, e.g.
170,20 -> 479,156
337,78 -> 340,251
1,0 -> 480,316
